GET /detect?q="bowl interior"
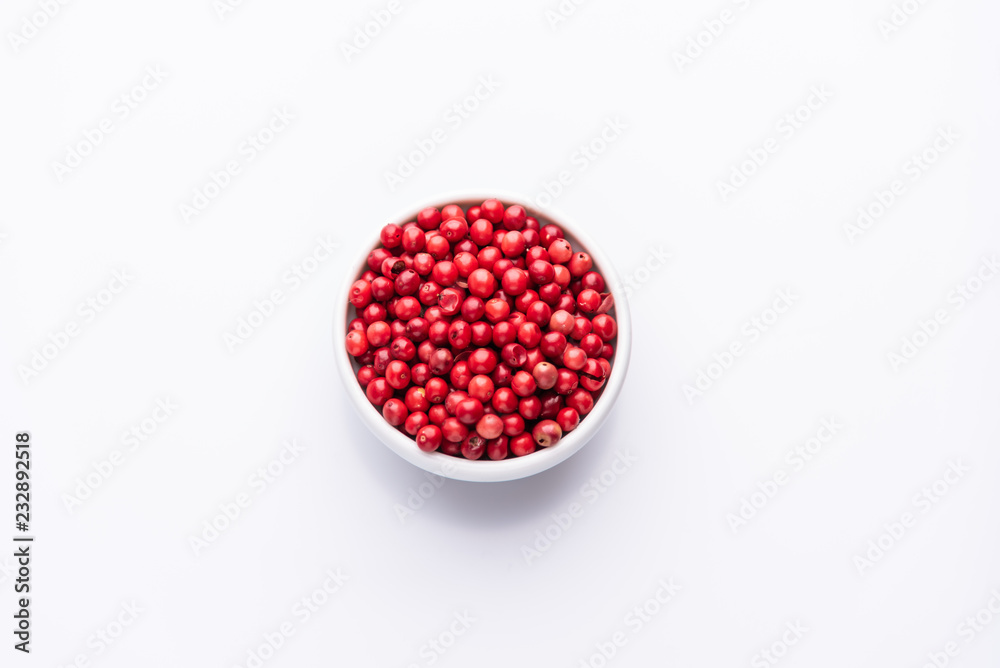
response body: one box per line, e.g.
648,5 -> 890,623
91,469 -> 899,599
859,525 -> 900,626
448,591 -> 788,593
335,196 -> 631,482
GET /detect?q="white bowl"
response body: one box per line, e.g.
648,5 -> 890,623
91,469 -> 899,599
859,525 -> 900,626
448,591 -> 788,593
333,193 -> 632,482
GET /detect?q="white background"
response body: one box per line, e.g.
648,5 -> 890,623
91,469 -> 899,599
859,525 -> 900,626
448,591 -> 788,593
1,0 -> 999,666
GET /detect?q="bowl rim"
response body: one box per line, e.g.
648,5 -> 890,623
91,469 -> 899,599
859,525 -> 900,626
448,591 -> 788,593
333,191 -> 632,482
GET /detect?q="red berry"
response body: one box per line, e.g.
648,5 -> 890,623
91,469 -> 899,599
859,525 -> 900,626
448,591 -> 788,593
450,360 -> 473,389
555,368 -> 579,395
539,224 -> 562,246
477,245 -> 502,272
413,252 -> 435,275
487,436 -> 509,460
484,297 -> 510,323
460,296 -> 486,322
511,370 -> 537,397
548,310 -> 574,335
404,411 -> 429,435
417,207 -> 442,230
562,346 -> 587,371
539,331 -> 567,359
532,361 -> 558,390
502,413 -> 525,437
480,199 -> 505,224
577,289 -> 601,314
365,378 -> 393,406
591,314 -> 617,341
437,287 -> 463,316
470,320 -> 493,346
476,414 -> 504,439
470,219 -> 493,246
440,217 -> 468,243
518,395 -> 541,420
468,374 -> 495,402
357,365 -> 377,388
453,252 -> 479,277
381,224 -> 403,248
501,267 -> 528,295
367,321 -> 391,347
349,280 -> 372,308
448,320 -> 472,350
370,276 -> 394,302
548,239 -> 572,264
385,360 -> 411,389
532,420 -> 562,447
455,397 -> 485,425
426,235 -> 450,260
441,417 -> 469,443
382,398 -> 408,426
579,333 -> 603,358
468,268 -> 496,299
425,377 -> 448,403
568,252 -> 593,277
500,230 -> 526,258
502,205 -> 527,231
580,358 -> 607,391
428,348 -> 454,375
401,226 -> 425,253
556,407 -> 580,432
501,342 -> 527,368
510,433 -> 536,457
416,425 -> 443,451
570,316 -> 592,341
428,404 -> 448,425
566,388 -> 595,415
492,387 -> 518,413
468,348 -> 498,375
461,433 -> 487,460
345,331 -> 368,356
405,386 -> 430,412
